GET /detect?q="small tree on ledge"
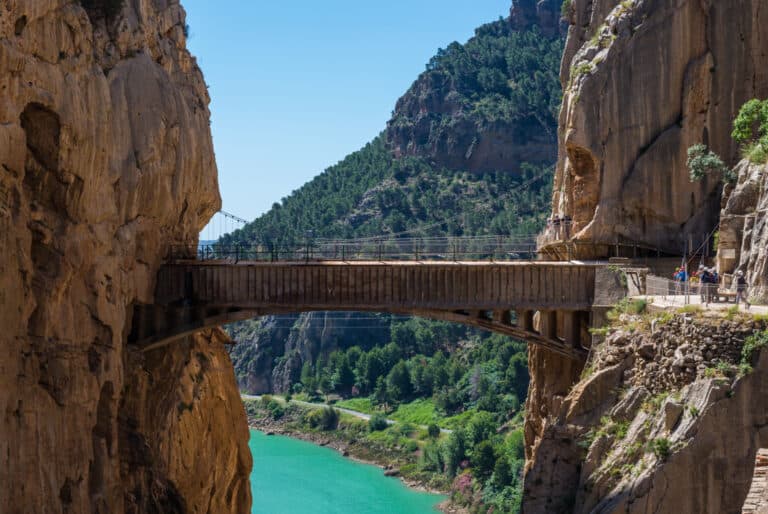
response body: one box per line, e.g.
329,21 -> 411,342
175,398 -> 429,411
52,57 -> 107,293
686,144 -> 735,184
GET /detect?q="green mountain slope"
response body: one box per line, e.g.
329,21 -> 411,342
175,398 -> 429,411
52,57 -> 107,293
226,10 -> 565,514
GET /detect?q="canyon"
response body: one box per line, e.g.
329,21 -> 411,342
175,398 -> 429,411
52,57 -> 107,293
2,0 -> 768,513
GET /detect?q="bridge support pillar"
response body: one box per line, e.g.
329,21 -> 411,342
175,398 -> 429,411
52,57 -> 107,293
494,310 -> 512,326
562,311 -> 581,349
517,310 -> 534,332
539,310 -> 557,339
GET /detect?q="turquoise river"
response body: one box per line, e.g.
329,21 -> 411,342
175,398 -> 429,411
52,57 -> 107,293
249,429 -> 446,513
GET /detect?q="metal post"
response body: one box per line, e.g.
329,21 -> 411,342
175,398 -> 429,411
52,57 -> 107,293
684,237 -> 690,305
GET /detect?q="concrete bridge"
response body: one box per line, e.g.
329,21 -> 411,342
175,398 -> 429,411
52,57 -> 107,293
128,260 -> 622,360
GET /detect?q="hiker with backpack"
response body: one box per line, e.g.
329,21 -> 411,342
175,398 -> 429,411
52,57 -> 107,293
736,270 -> 751,310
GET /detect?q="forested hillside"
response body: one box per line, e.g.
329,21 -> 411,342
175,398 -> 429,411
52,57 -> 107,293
226,11 -> 564,514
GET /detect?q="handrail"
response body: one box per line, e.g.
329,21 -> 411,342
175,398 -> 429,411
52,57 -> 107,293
169,236 -> 540,263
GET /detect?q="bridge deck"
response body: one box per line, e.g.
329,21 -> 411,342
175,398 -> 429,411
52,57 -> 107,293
156,260 -> 599,312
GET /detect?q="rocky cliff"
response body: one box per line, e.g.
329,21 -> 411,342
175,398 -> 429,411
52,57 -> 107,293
524,312 -> 768,513
541,0 -> 768,257
718,160 -> 768,296
0,1 -> 251,513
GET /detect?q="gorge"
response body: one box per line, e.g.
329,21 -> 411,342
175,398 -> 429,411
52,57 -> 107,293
2,0 -> 768,514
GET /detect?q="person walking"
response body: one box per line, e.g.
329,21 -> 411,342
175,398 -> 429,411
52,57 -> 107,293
673,267 -> 683,295
736,270 -> 751,310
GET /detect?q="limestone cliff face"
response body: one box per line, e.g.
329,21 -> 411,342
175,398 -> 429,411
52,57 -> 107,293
718,160 -> 768,295
524,315 -> 768,513
543,0 -> 768,256
0,1 -> 251,513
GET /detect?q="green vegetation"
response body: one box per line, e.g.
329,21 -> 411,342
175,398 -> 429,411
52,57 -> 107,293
607,298 -> 648,322
732,98 -> 768,164
305,406 -> 340,431
248,399 -> 525,511
741,330 -> 768,366
220,138 -> 553,247
642,392 -> 669,413
686,144 -> 734,184
264,332 -> 529,513
408,20 -> 564,146
368,413 -> 389,432
677,304 -> 703,314
650,438 -> 671,461
561,0 -> 573,17
336,398 -> 376,414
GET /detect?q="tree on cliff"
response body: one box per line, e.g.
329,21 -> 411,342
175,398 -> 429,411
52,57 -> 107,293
733,98 -> 768,164
686,144 -> 733,184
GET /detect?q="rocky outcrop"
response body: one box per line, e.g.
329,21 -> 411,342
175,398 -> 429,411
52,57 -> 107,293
542,0 -> 768,257
509,0 -> 566,36
385,2 -> 565,176
523,314 -> 768,513
718,160 -> 768,296
0,1 -> 250,513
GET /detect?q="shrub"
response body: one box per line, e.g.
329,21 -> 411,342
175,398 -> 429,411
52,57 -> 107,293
741,330 -> 768,366
650,438 -> 671,461
427,423 -> 441,439
733,99 -> 768,164
368,413 -> 389,432
742,141 -> 768,164
687,144 -> 733,183
561,0 -> 572,18
266,399 -> 284,420
306,406 -> 339,430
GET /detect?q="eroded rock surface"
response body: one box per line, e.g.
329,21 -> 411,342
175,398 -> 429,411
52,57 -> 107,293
542,0 -> 768,257
523,315 -> 768,513
718,161 -> 768,295
0,1 -> 250,513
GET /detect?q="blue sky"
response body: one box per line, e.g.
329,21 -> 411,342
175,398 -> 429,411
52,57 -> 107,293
183,0 -> 511,236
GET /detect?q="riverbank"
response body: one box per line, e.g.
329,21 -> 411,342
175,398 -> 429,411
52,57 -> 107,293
247,407 -> 466,514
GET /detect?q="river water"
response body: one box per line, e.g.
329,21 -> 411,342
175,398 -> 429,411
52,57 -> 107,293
249,429 -> 445,513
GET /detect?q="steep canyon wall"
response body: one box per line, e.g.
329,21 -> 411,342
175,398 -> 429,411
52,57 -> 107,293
0,1 -> 251,513
544,0 -> 768,256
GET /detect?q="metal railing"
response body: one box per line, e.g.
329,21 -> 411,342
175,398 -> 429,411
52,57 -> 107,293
640,274 -> 767,307
172,235 -> 540,262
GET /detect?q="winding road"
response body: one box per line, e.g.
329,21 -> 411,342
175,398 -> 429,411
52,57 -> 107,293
241,394 -> 451,433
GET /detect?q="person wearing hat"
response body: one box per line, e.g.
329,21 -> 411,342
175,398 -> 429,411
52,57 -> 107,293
736,270 -> 750,309
694,264 -> 705,301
